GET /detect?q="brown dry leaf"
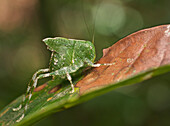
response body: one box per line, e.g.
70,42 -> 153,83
76,25 -> 170,94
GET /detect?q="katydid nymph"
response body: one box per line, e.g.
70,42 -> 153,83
12,37 -> 115,122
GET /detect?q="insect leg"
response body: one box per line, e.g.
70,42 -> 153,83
91,63 -> 115,67
36,69 -> 75,93
85,58 -> 115,67
66,72 -> 74,93
13,68 -> 50,112
23,71 -> 59,110
15,68 -> 75,122
14,69 -> 50,122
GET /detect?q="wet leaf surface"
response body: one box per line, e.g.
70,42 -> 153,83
0,25 -> 170,126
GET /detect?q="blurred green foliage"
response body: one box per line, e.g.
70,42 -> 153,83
0,0 -> 170,126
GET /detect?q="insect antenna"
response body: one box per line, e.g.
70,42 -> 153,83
81,0 -> 92,41
81,0 -> 103,44
91,1 -> 102,44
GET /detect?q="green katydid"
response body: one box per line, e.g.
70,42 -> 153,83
12,37 -> 115,122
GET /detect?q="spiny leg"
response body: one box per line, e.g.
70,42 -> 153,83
15,69 -> 64,122
12,80 -> 32,112
22,71 -> 61,112
14,67 -> 76,122
13,69 -> 50,112
13,69 -> 50,122
66,72 -> 74,93
91,63 -> 115,67
85,58 -> 115,67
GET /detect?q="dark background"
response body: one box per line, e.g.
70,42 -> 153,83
0,0 -> 170,126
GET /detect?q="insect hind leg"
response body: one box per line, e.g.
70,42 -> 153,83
13,68 -> 76,122
13,69 -> 49,111
23,70 -> 59,111
13,68 -> 50,122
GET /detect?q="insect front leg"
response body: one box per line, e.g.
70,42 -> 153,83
84,58 -> 115,67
